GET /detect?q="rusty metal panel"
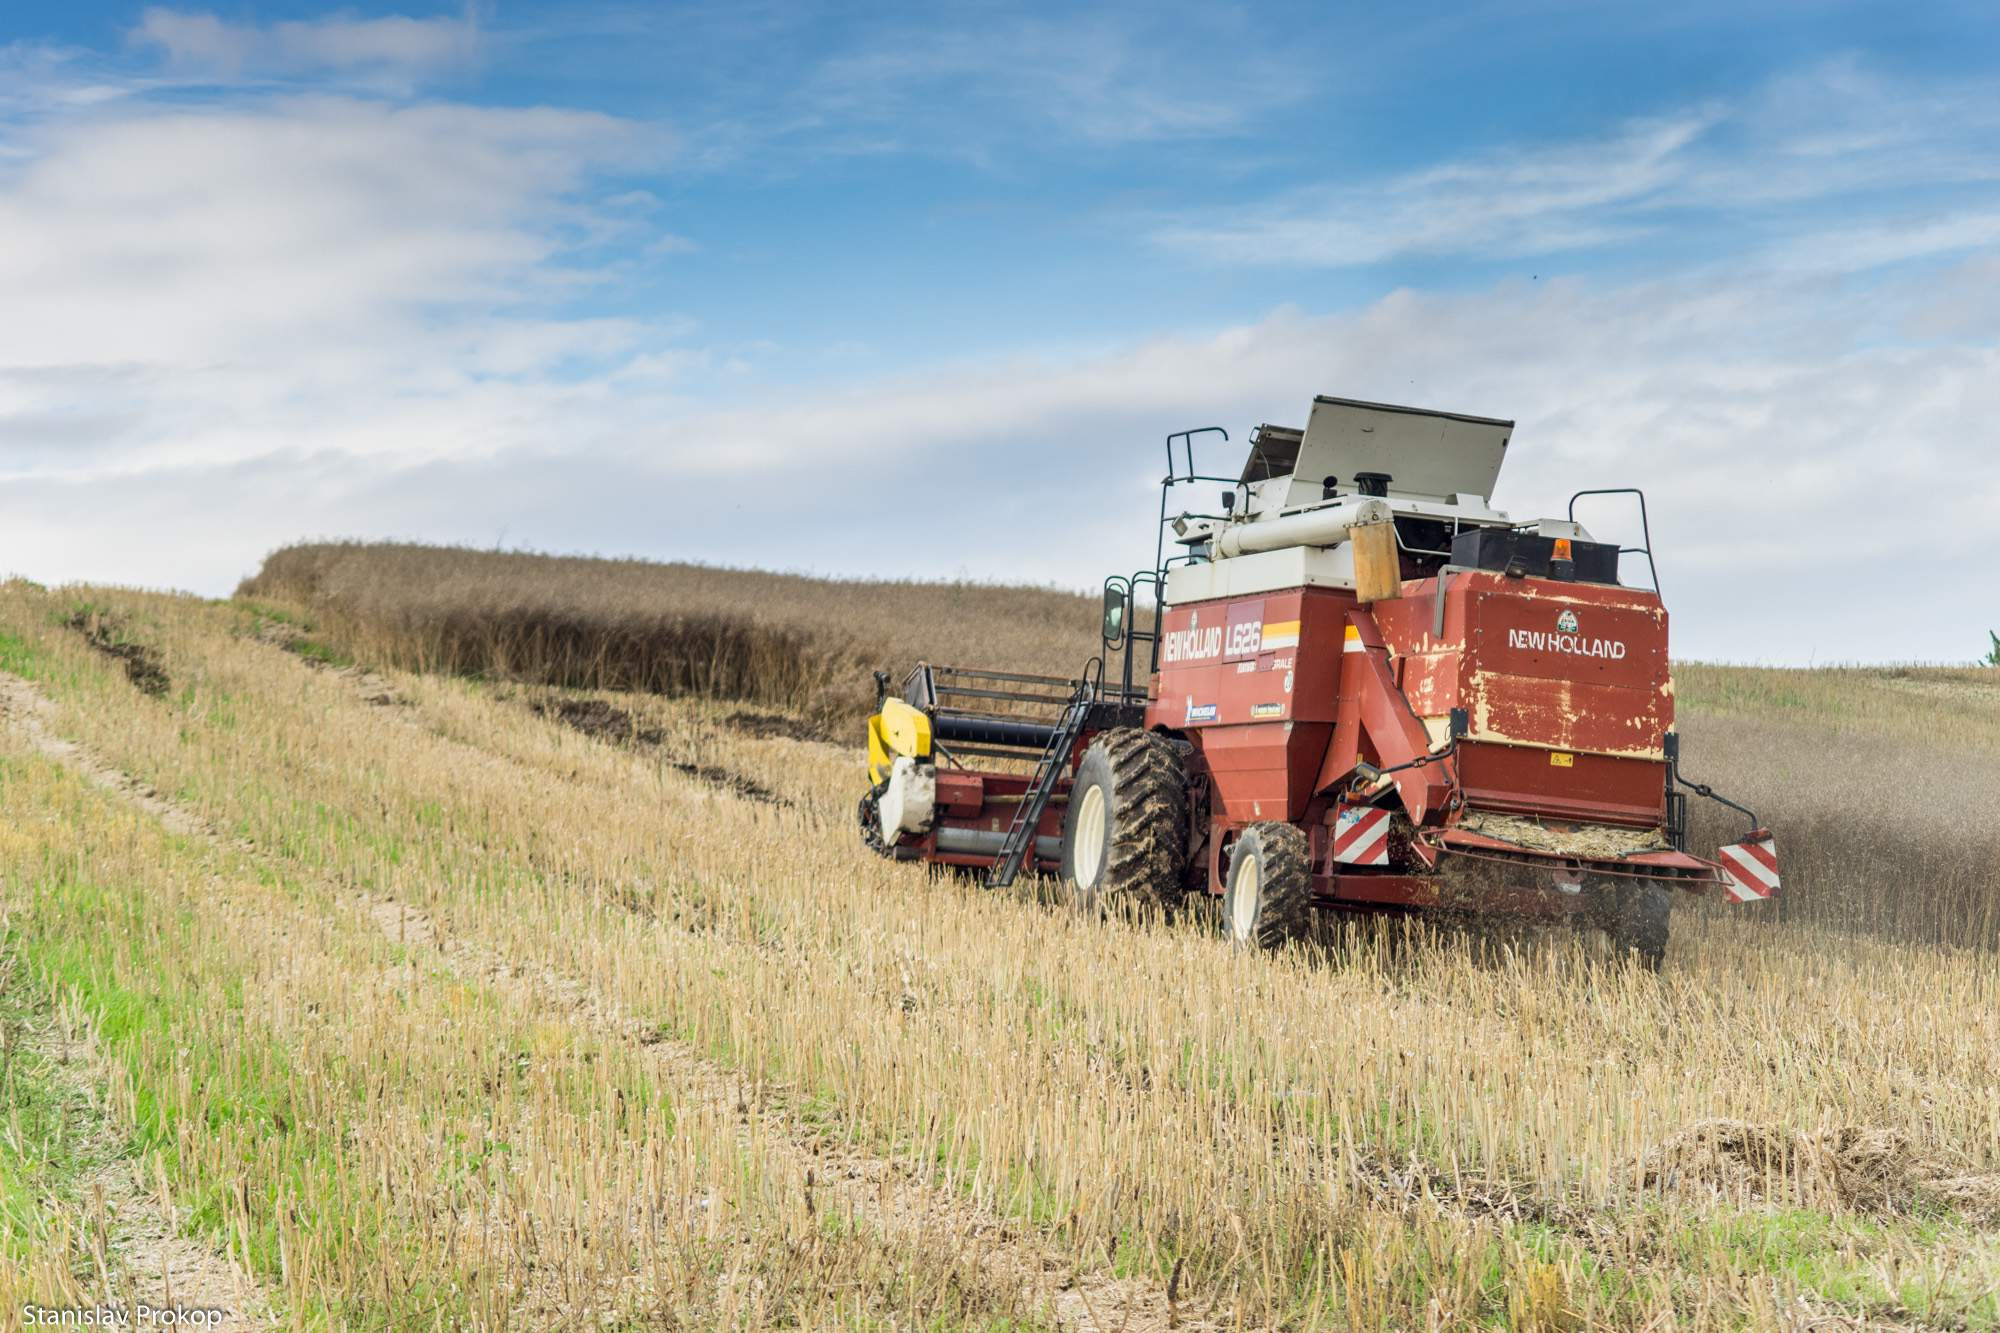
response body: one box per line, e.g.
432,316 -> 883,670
1468,588 -> 1666,690
1450,575 -> 1673,760
1454,740 -> 1666,826
1463,673 -> 1667,759
1397,651 -> 1460,719
1320,874 -> 1443,907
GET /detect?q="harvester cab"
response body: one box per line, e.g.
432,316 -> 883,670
862,394 -> 1778,965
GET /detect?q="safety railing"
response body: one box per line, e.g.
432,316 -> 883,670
1569,488 -> 1662,597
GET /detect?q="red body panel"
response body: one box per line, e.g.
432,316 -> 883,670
1372,572 -> 1674,826
1154,572 -> 1674,829
892,565 -> 1718,909
1152,567 -> 1688,899
934,769 -> 986,817
1373,572 -> 1673,761
1147,587 -> 1352,820
1433,827 -> 1713,885
1319,873 -> 1581,915
1453,741 -> 1665,826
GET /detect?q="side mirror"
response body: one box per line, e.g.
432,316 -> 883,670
1220,490 -> 1236,514
1101,587 -> 1126,645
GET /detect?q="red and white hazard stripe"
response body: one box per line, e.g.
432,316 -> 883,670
1717,831 -> 1780,902
1334,804 -> 1391,866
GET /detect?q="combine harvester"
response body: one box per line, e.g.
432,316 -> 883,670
861,395 -> 1778,964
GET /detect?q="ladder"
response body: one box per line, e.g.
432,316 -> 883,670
985,693 -> 1091,889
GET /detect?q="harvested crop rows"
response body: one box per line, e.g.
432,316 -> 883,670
3,581 -> 1999,1329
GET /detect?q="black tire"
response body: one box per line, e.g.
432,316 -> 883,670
1060,729 -> 1188,912
1597,878 -> 1671,970
1223,823 -> 1313,951
858,786 -> 889,856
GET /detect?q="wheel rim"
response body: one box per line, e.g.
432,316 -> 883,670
1073,784 -> 1107,888
1230,851 -> 1260,940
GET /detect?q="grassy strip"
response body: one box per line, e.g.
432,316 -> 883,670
1,751 -> 467,1326
0,929 -> 101,1314
0,684 -> 1056,1328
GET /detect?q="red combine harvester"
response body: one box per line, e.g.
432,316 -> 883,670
861,396 -> 1778,964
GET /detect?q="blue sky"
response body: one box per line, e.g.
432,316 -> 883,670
2,2 -> 1997,662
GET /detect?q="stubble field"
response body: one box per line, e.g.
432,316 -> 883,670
2,556 -> 1998,1330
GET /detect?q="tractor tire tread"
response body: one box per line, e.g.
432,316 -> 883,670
1081,728 -> 1188,909
1230,822 -> 1313,951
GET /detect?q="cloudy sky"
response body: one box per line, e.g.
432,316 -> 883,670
1,2 -> 1996,663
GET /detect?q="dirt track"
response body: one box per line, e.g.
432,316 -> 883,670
0,675 -> 277,1330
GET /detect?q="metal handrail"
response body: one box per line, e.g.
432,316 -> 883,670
935,666 -> 1090,688
1101,569 -> 1164,701
934,684 -> 1079,706
1154,427 -> 1230,577
1569,488 -> 1662,598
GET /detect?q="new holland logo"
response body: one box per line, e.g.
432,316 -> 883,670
1508,606 -> 1627,660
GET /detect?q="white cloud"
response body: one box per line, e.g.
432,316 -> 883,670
1156,59 -> 2000,269
1157,111 -> 1718,266
0,95 -> 655,371
12,256 -> 1996,664
132,6 -> 480,88
1764,211 -> 2000,274
0,84 -> 692,507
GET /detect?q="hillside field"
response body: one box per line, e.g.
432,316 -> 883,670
1,553 -> 1998,1329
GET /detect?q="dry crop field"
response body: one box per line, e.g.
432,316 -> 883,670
1,557 -> 1998,1330
239,543 -> 1110,732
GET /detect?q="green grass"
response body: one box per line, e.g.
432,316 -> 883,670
1674,1207 -> 2000,1328
0,762 -> 464,1328
1676,661 -> 2000,745
0,630 -> 40,679
234,601 -> 306,629
288,638 -> 353,669
0,946 -> 115,1275
229,600 -> 354,669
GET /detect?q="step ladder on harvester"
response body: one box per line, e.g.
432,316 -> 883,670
985,687 -> 1093,889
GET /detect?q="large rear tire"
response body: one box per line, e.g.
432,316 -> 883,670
1224,823 -> 1313,951
1598,879 -> 1671,970
1060,729 -> 1188,913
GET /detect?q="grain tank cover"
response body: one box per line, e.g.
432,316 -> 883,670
1238,424 -> 1304,483
1280,396 -> 1513,508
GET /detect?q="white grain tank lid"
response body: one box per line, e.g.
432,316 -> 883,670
1279,396 -> 1514,509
